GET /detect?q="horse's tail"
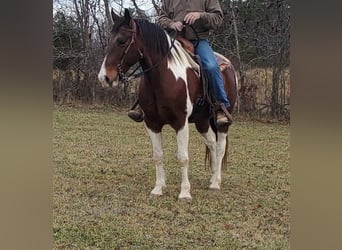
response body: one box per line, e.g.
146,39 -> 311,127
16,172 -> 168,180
205,145 -> 210,170
222,136 -> 228,170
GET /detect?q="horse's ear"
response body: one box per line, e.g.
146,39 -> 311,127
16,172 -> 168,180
111,8 -> 120,23
124,8 -> 131,24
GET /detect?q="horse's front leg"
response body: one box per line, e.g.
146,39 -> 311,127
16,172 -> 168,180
176,121 -> 192,202
145,126 -> 166,197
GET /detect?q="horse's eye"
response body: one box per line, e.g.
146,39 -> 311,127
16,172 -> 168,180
117,38 -> 127,47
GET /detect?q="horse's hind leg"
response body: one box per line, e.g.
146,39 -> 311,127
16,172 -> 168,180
176,121 -> 192,202
210,131 -> 227,190
145,127 -> 166,197
200,127 -> 224,189
200,127 -> 217,179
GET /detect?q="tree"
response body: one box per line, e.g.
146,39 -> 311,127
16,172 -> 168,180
213,0 -> 290,118
53,0 -> 290,119
53,11 -> 82,70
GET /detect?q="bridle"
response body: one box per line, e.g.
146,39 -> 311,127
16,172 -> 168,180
116,20 -> 143,80
114,19 -> 177,84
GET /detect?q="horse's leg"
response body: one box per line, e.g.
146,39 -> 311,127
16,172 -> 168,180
210,131 -> 227,190
200,126 -> 217,180
176,121 -> 192,201
145,126 -> 166,197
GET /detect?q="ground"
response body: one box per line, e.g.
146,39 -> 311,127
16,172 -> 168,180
53,106 -> 290,249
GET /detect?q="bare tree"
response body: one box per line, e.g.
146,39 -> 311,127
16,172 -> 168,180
53,0 -> 290,119
270,0 -> 290,118
131,0 -> 148,19
103,0 -> 113,28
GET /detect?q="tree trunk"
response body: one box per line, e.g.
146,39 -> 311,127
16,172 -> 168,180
103,0 -> 113,29
271,66 -> 279,117
230,1 -> 247,114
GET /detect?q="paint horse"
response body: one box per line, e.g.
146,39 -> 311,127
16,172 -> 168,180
98,9 -> 238,201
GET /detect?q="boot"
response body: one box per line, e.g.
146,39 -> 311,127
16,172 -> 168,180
128,108 -> 144,122
216,110 -> 233,127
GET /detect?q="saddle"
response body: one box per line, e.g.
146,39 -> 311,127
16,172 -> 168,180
176,36 -> 233,72
176,36 -> 233,123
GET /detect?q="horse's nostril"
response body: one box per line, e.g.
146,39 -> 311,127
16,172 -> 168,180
104,75 -> 110,83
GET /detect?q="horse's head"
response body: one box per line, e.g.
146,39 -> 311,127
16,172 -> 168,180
98,9 -> 142,87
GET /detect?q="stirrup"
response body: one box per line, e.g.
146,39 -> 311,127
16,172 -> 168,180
216,103 -> 233,126
216,111 -> 229,126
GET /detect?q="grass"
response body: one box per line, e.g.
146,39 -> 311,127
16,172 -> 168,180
53,106 -> 290,249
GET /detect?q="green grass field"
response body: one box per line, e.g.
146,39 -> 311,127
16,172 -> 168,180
53,106 -> 290,249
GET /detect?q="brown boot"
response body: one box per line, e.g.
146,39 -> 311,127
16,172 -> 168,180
128,109 -> 144,122
216,110 -> 233,127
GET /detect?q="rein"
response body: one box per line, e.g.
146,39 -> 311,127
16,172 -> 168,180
187,24 -> 200,49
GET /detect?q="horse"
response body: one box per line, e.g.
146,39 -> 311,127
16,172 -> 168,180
98,9 -> 238,201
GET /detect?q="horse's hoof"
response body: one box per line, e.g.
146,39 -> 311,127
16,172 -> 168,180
150,192 -> 162,198
209,184 -> 221,190
178,196 -> 192,203
150,186 -> 164,197
150,188 -> 163,198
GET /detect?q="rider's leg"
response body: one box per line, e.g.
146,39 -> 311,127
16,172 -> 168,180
193,39 -> 232,126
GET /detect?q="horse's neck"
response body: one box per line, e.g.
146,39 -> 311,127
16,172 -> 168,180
140,54 -> 160,69
135,52 -> 164,85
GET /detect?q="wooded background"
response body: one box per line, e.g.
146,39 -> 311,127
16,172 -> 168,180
53,0 -> 290,120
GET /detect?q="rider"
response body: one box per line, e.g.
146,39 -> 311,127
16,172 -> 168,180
128,0 -> 233,126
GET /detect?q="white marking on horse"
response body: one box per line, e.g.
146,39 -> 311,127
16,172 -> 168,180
201,127 -> 228,190
201,127 -> 217,173
145,126 -> 166,196
209,132 -> 227,189
176,120 -> 191,201
167,36 -> 199,82
98,56 -> 119,87
166,35 -> 200,118
98,56 -> 108,87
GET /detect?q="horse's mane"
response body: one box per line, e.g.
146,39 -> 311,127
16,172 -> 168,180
135,19 -> 170,57
135,19 -> 199,71
112,17 -> 198,71
112,18 -> 169,57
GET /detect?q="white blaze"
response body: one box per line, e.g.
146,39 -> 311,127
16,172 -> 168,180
166,35 -> 200,119
97,56 -> 119,87
98,56 -> 108,87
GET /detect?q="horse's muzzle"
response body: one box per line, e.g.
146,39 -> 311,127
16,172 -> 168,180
104,75 -> 113,87
98,72 -> 119,88
98,56 -> 119,87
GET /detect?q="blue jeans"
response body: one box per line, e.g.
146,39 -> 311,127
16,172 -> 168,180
192,39 -> 230,108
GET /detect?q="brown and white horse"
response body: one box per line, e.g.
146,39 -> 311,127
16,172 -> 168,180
98,9 -> 238,201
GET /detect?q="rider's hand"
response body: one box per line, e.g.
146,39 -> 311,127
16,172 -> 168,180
170,21 -> 184,31
184,12 -> 201,25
